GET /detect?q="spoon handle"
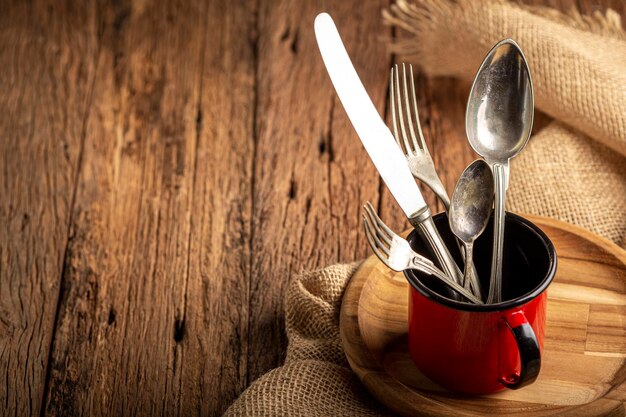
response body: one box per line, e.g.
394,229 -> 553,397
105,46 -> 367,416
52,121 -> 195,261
487,163 -> 507,304
462,243 -> 476,290
440,195 -> 484,298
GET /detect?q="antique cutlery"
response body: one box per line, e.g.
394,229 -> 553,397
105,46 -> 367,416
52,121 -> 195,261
314,12 -> 462,285
390,62 -> 483,298
362,202 -> 482,304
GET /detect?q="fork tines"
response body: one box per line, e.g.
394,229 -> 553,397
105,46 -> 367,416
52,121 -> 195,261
361,201 -> 483,304
389,63 -> 428,155
362,202 -> 394,265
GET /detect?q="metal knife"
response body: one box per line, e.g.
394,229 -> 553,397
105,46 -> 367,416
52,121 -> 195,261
314,12 -> 462,286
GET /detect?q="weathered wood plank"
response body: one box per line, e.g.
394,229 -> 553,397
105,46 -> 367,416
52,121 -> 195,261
41,1 -> 200,415
248,0 -> 393,382
42,0 -> 256,414
177,0 -> 256,415
0,2 -> 98,416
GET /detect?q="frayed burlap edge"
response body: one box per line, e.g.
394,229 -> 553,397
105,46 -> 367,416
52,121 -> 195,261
382,0 -> 626,57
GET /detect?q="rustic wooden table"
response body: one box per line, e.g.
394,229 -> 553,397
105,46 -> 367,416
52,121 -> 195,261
1,1 -> 624,416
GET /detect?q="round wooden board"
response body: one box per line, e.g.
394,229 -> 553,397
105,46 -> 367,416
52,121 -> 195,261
340,215 -> 626,416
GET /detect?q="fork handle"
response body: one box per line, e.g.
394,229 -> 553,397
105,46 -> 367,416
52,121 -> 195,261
409,211 -> 463,286
428,179 -> 451,213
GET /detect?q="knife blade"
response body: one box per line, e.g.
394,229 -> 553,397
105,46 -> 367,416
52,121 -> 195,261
314,12 -> 464,288
314,12 -> 426,219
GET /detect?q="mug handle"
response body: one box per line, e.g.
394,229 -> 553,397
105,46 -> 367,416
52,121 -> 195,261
499,311 -> 541,389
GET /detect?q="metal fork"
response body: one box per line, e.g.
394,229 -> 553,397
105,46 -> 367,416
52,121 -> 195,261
390,66 -> 484,300
362,202 -> 482,304
390,63 -> 450,210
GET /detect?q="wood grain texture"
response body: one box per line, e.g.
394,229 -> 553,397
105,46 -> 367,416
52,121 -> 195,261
43,1 -> 207,414
0,2 -> 99,416
40,1 -> 256,415
0,0 -> 624,416
180,0 -> 255,413
340,215 -> 626,416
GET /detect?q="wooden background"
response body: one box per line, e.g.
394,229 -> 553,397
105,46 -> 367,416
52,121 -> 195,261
1,0 -> 624,416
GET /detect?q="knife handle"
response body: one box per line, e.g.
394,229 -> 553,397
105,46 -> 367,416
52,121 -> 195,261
410,212 -> 463,287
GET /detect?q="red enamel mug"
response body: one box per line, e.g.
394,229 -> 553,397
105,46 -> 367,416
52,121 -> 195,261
404,212 -> 557,394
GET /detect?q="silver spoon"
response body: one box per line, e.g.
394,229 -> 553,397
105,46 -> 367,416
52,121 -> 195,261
449,160 -> 494,301
466,39 -> 534,303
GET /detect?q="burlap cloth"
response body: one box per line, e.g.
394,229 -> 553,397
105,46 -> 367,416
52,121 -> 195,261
225,1 -> 626,415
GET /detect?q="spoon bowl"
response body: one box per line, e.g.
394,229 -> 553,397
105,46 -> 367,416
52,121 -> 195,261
449,160 -> 494,296
466,39 -> 533,161
449,160 -> 495,244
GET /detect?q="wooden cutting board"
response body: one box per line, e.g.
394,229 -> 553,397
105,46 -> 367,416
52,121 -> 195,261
340,215 -> 626,416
